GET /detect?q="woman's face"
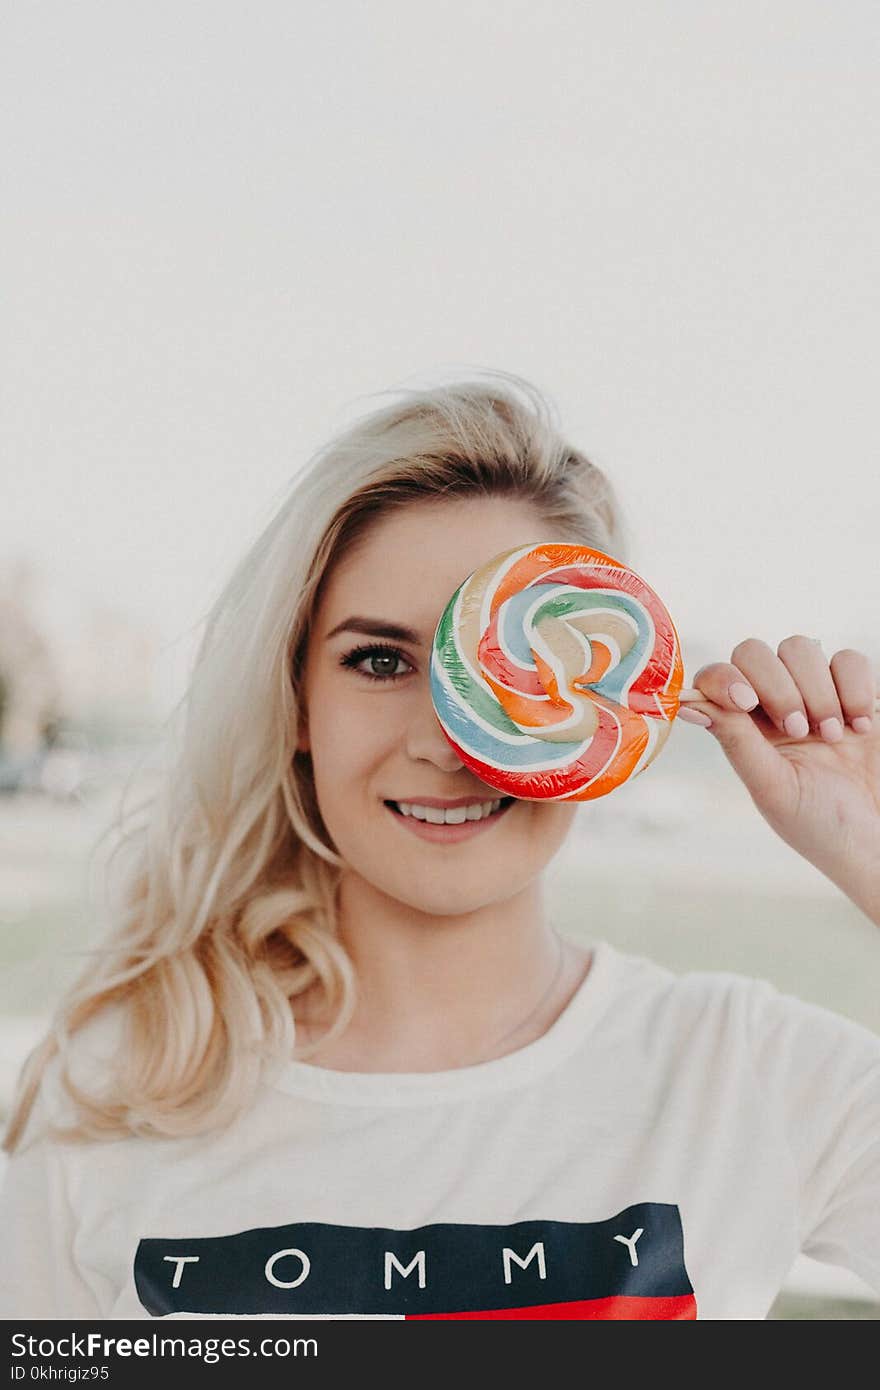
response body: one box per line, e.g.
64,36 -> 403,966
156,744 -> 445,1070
297,497 -> 578,916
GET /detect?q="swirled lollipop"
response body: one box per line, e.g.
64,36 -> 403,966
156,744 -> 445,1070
429,542 -> 685,802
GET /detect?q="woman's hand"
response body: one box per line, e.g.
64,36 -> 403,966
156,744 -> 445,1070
680,637 -> 880,924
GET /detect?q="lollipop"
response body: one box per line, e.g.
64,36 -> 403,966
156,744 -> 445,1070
429,542 -> 685,802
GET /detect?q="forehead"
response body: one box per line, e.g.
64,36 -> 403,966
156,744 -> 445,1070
318,497 -> 551,638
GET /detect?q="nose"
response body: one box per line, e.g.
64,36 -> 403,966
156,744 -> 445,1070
404,695 -> 466,772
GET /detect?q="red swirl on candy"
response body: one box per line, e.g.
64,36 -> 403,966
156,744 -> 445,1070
429,542 -> 685,801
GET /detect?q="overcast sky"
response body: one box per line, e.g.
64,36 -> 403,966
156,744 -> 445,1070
3,1 -> 878,716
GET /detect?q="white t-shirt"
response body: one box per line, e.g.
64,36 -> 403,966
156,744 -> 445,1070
2,938 -> 879,1321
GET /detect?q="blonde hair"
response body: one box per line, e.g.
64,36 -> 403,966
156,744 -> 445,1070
2,368 -> 629,1152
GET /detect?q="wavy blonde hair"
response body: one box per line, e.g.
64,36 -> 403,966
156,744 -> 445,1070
2,368 -> 629,1152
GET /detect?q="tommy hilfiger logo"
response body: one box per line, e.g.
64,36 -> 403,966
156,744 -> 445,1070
134,1202 -> 696,1319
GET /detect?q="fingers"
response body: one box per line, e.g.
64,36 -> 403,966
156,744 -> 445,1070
687,638 -> 877,741
828,648 -> 877,734
770,636 -> 844,740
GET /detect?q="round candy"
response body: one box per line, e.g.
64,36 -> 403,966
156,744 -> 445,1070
429,541 -> 684,802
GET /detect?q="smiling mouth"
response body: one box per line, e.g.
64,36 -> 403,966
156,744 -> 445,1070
384,797 -> 515,823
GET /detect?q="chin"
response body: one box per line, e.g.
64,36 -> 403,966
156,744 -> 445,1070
369,878 -> 490,917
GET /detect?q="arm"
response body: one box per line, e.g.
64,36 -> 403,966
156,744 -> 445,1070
823,861 -> 880,931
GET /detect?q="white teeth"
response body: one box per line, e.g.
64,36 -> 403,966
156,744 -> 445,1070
396,799 -> 502,824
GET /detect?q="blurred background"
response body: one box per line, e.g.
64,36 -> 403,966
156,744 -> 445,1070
1,0 -> 878,1318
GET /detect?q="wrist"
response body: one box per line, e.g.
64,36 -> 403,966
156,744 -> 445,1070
831,860 -> 880,928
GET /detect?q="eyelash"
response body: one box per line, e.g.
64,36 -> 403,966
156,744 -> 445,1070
338,643 -> 415,683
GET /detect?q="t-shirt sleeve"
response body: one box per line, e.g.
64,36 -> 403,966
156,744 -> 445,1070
0,1082 -> 104,1319
747,978 -> 880,1297
0,1009 -> 126,1320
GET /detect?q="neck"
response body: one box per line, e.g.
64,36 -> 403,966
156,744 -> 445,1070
293,871 -> 592,1071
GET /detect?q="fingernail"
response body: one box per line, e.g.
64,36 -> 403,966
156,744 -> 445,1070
852,716 -> 873,734
784,712 -> 810,738
678,707 -> 713,727
730,682 -> 759,710
819,717 -> 843,742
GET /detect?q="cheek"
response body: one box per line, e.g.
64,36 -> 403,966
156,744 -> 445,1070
517,801 -> 576,824
516,803 -> 577,850
309,703 -> 388,795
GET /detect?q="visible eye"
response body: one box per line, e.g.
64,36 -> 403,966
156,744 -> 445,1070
338,643 -> 415,683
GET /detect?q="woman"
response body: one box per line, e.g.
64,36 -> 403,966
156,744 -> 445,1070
2,372 -> 878,1320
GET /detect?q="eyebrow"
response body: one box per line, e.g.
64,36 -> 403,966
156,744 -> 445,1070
324,616 -> 424,646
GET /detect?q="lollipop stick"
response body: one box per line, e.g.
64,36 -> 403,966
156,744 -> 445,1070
679,687 -> 880,711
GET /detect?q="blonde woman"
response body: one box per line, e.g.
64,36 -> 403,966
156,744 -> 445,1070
2,372 -> 878,1320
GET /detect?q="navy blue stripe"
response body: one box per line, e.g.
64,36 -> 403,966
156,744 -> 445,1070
135,1202 -> 693,1317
